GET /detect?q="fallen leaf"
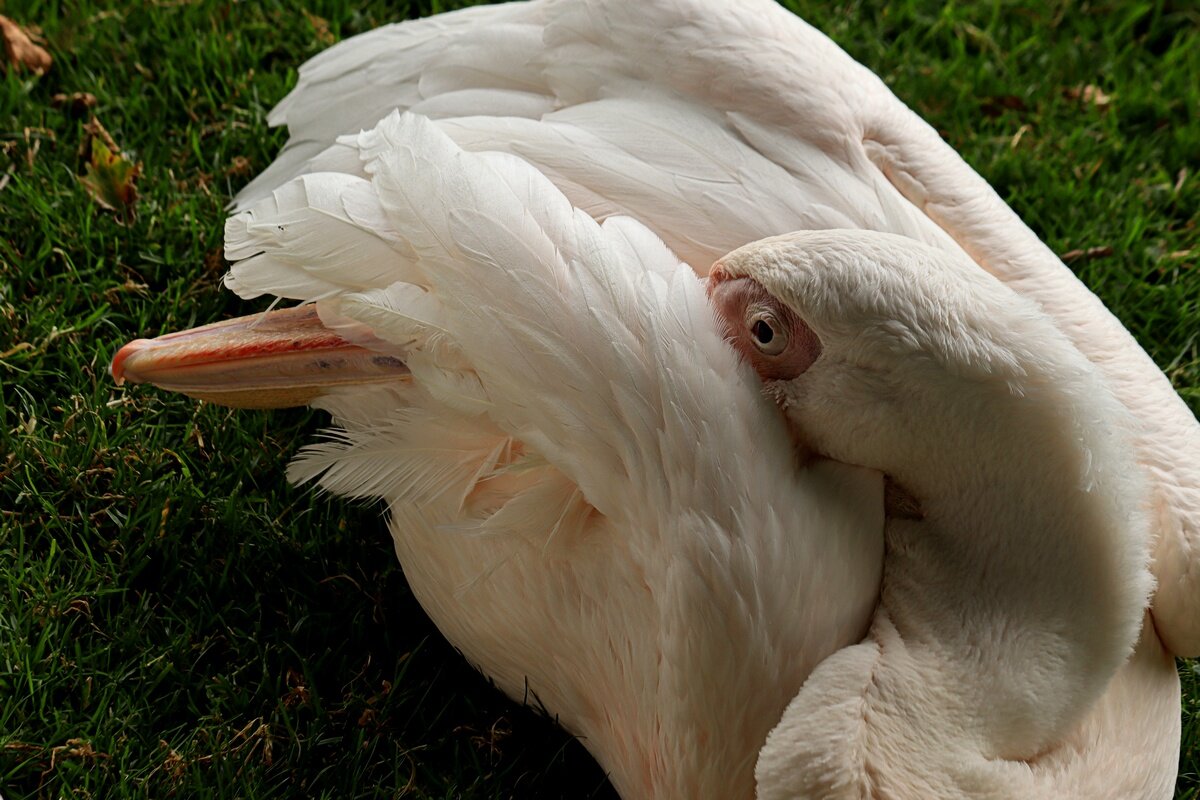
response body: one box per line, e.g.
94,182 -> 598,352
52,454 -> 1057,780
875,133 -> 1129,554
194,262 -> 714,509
81,139 -> 140,214
1081,85 -> 1112,107
49,738 -> 110,769
79,118 -> 140,220
1065,84 -> 1113,109
0,15 -> 51,74
52,91 -> 98,118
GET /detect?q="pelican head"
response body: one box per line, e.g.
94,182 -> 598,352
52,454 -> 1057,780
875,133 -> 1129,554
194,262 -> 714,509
710,229 -> 1154,798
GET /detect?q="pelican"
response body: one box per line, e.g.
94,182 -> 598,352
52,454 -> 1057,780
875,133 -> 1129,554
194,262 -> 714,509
111,0 -> 1199,796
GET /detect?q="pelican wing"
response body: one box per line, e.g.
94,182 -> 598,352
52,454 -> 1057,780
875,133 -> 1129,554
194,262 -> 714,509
225,109 -> 885,797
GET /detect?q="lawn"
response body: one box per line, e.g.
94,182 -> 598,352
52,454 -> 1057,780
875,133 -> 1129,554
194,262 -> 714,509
1,0 -> 1197,798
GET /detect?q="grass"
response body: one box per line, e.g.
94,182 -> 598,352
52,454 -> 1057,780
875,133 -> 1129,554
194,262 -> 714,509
0,0 -> 1196,797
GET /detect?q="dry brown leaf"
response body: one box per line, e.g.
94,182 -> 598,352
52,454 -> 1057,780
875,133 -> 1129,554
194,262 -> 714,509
1065,84 -> 1114,109
1082,85 -> 1112,106
0,15 -> 51,74
52,91 -> 98,118
49,738 -> 110,769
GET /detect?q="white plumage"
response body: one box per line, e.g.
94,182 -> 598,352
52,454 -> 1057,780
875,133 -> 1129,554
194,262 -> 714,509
272,113 -> 886,797
711,232 -> 1155,796
111,0 -> 1199,796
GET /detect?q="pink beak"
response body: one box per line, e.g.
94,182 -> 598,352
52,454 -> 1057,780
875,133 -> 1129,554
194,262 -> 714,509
111,305 -> 409,408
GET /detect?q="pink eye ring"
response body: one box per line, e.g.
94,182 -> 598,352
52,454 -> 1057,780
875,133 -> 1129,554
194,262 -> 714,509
709,274 -> 821,380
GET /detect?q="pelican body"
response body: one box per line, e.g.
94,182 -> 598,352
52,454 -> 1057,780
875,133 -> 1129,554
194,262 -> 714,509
111,1 -> 1199,796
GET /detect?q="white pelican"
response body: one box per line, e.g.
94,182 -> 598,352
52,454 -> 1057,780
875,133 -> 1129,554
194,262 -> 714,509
112,0 -> 1198,796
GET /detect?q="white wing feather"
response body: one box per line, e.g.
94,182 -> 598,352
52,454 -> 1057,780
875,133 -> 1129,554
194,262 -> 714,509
234,109 -> 885,797
224,173 -> 418,300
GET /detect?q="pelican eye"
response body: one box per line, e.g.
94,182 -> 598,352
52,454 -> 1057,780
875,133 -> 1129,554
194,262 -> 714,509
751,319 -> 774,343
747,309 -> 787,356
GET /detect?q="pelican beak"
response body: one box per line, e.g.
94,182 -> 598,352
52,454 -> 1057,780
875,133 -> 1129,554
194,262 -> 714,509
110,305 -> 409,409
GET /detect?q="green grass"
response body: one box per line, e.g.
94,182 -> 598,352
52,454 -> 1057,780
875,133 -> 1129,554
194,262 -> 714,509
0,0 -> 1196,797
